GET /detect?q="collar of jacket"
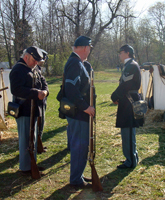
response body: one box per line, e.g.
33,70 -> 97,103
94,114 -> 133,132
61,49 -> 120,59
124,58 -> 133,68
18,58 -> 26,64
70,52 -> 81,61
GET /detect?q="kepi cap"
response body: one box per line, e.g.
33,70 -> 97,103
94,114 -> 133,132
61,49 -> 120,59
118,44 -> 134,55
74,36 -> 93,47
40,49 -> 48,61
26,46 -> 43,61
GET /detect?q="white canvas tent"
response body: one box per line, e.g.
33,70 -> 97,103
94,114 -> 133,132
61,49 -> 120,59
141,69 -> 150,101
0,69 -> 12,121
153,65 -> 165,110
141,65 -> 165,110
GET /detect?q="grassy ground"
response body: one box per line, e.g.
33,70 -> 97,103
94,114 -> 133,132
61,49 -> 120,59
0,69 -> 165,200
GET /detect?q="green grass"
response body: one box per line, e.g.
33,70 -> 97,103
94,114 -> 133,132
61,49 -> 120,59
0,69 -> 165,199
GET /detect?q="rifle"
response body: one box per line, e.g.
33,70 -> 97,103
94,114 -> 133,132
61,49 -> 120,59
88,69 -> 103,192
28,69 -> 41,179
0,87 -> 8,98
37,116 -> 44,154
0,87 -> 8,92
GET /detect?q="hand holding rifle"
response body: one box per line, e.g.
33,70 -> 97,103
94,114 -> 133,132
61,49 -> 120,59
84,106 -> 95,117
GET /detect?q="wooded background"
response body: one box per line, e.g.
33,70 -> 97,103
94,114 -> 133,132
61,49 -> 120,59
0,0 -> 165,75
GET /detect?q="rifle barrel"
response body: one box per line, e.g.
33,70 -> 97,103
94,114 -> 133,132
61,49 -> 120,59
29,71 -> 41,179
0,87 -> 8,92
89,69 -> 103,192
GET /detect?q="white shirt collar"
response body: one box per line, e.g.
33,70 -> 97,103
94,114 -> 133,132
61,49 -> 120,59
124,58 -> 131,64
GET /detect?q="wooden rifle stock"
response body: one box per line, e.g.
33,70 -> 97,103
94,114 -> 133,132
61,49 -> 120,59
89,69 -> 103,192
29,69 -> 41,179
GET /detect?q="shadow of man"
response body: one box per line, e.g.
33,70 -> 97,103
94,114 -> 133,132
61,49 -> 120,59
140,129 -> 165,167
0,148 -> 69,199
38,148 -> 69,170
45,167 -> 134,199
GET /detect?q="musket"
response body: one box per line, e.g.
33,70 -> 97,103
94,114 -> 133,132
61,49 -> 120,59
0,87 -> 8,99
0,87 -> 8,92
28,69 -> 41,179
88,69 -> 103,192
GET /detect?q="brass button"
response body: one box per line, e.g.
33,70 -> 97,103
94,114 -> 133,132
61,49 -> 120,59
64,105 -> 70,110
10,110 -> 15,115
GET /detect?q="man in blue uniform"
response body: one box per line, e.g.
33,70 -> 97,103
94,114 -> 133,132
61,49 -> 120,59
111,44 -> 142,169
9,46 -> 49,175
37,50 -> 48,153
64,36 -> 95,187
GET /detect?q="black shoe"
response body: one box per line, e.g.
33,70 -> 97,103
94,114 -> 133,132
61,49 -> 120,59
20,170 -> 31,176
70,181 -> 92,188
117,164 -> 131,169
38,166 -> 45,171
83,176 -> 92,182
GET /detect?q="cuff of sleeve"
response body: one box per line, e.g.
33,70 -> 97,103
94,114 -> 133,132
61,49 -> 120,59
111,91 -> 119,102
77,100 -> 89,111
29,88 -> 39,100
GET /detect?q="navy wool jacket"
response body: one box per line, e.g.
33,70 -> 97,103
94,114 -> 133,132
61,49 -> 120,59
111,59 -> 142,128
9,58 -> 49,117
64,52 -> 90,122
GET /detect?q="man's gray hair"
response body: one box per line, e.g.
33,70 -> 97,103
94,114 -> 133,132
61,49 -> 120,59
21,49 -> 28,58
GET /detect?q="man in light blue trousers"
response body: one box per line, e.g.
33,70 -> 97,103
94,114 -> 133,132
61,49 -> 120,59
66,117 -> 89,185
111,44 -> 143,169
9,46 -> 49,175
63,36 -> 95,187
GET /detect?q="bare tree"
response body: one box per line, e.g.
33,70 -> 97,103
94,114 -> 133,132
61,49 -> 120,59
58,0 -> 128,47
148,2 -> 165,63
0,2 -> 13,67
0,0 -> 37,64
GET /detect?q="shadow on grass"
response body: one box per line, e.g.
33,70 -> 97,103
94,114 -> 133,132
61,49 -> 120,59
0,148 -> 69,199
0,125 -> 67,157
0,171 -> 36,199
0,155 -> 19,173
97,101 -> 117,107
42,125 -> 67,143
45,168 -> 134,199
109,102 -> 118,107
109,112 -> 117,117
38,148 -> 69,170
139,130 -> 165,167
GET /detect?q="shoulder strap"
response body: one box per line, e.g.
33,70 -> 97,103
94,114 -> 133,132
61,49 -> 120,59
126,93 -> 134,104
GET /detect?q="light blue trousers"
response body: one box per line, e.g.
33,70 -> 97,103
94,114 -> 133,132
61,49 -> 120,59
16,116 -> 37,171
66,117 -> 89,185
121,127 -> 139,168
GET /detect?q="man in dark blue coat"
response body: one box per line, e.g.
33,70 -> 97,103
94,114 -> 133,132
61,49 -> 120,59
9,46 -> 49,175
64,36 -> 95,187
111,45 -> 142,169
37,50 -> 48,153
